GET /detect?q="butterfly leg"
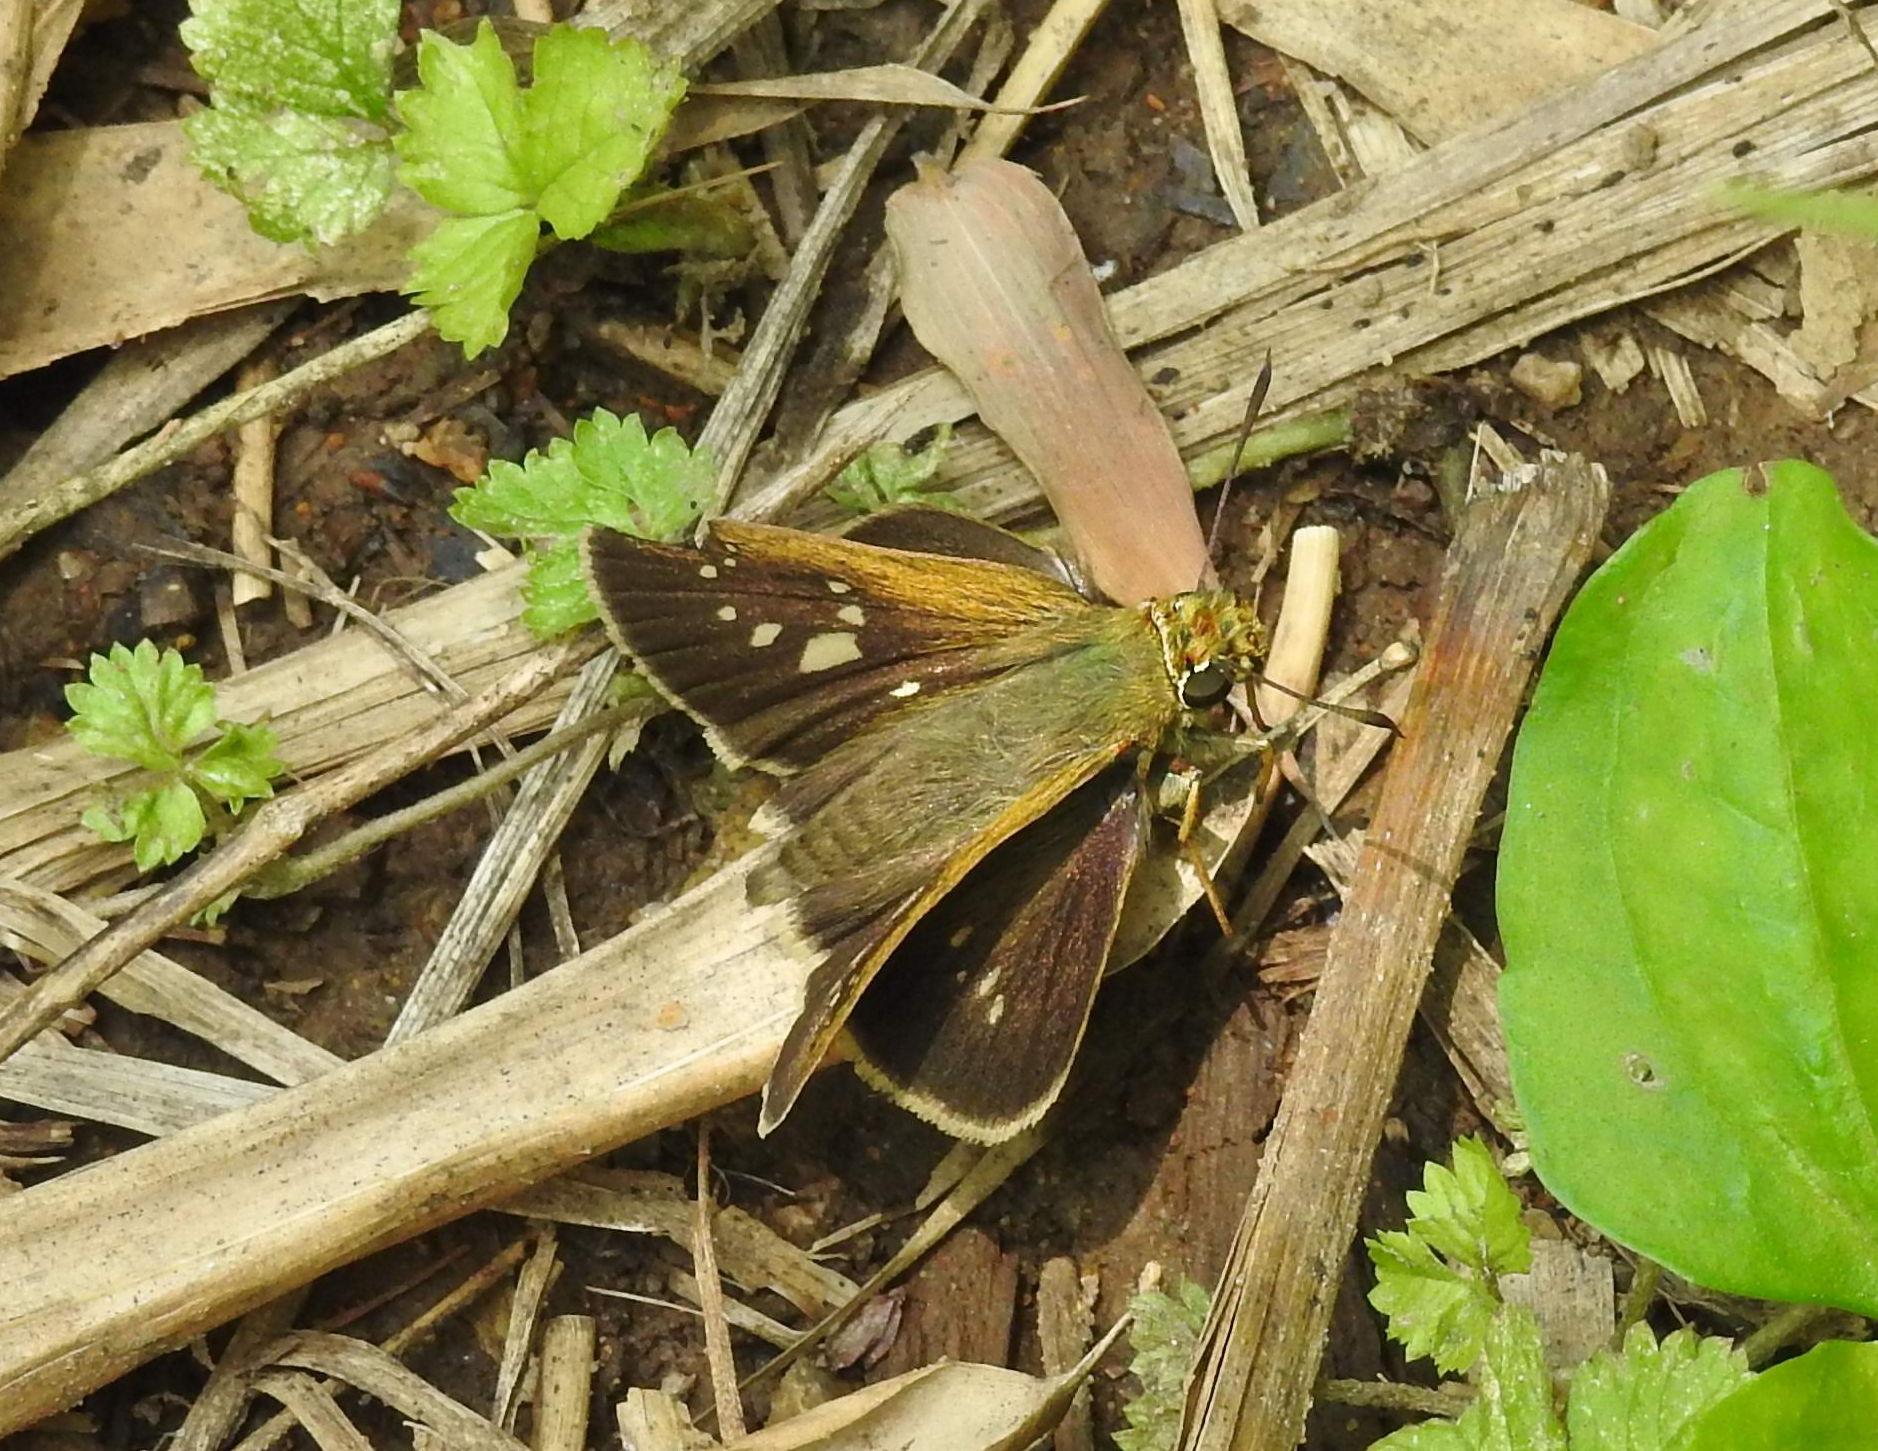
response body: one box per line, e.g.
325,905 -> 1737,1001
1168,766 -> 1234,934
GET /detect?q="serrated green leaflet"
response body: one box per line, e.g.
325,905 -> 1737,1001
1499,462 -> 1878,1313
394,19 -> 685,353
1682,1340 -> 1878,1449
1372,1311 -> 1563,1451
181,0 -> 398,122
519,540 -> 595,636
1366,1230 -> 1499,1376
404,211 -> 541,358
521,26 -> 685,238
1567,1325 -> 1750,1451
85,781 -> 208,872
395,22 -> 531,215
1367,1138 -> 1530,1377
184,103 -> 396,246
1114,1280 -> 1210,1451
68,640 -> 284,878
192,722 -> 285,808
180,0 -> 399,245
450,409 -> 714,636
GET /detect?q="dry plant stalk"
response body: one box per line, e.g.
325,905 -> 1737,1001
230,356 -> 279,607
1180,453 -> 1612,1451
694,1126 -> 747,1440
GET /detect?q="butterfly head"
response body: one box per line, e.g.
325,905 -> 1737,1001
1149,591 -> 1267,712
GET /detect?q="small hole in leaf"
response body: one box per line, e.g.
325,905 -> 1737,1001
1623,1052 -> 1664,1089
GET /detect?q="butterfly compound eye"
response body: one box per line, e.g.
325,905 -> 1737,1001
1180,662 -> 1233,709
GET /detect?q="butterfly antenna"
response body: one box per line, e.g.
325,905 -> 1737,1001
1205,352 -> 1275,563
1250,672 -> 1402,734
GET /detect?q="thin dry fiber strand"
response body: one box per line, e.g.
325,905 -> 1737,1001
0,532 -> 1339,1431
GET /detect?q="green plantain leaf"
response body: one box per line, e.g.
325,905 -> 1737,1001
1682,1340 -> 1878,1450
1499,461 -> 1878,1313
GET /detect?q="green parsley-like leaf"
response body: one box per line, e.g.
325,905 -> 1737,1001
1404,1137 -> 1530,1279
394,20 -> 686,353
1367,1228 -> 1499,1377
1374,1310 -> 1564,1451
69,640 -> 284,870
89,780 -> 211,872
1567,1324 -> 1751,1451
184,102 -> 395,246
404,210 -> 542,359
450,409 -> 715,636
825,426 -> 961,514
1115,1279 -> 1211,1451
190,720 -> 284,811
180,0 -> 399,245
66,641 -> 217,774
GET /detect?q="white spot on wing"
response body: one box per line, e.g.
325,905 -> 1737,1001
716,605 -> 738,622
699,564 -> 719,579
750,622 -> 782,648
974,966 -> 1002,998
799,632 -> 862,673
827,579 -> 852,594
837,604 -> 866,626
889,681 -> 921,698
987,994 -> 1006,1026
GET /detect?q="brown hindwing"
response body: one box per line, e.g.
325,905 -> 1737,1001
845,763 -> 1149,1140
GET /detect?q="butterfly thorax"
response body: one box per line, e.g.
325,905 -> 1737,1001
1145,590 -> 1266,712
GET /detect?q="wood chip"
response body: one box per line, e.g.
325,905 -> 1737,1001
1647,342 -> 1709,427
532,1316 -> 596,1451
493,1227 -> 559,1430
1581,329 -> 1648,392
1502,1239 -> 1617,1374
1036,1258 -> 1096,1451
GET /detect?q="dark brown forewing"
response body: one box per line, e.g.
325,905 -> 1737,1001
753,622 -> 1177,1136
581,520 -> 1086,773
842,505 -> 1081,591
845,763 -> 1148,1142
